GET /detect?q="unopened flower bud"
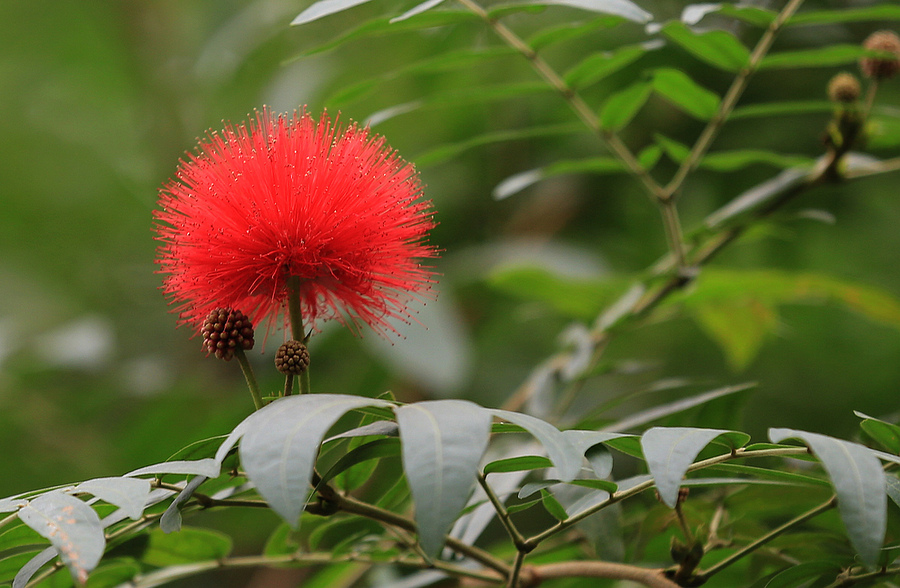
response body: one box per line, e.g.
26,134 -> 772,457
275,340 -> 310,375
828,72 -> 861,103
201,308 -> 254,361
861,30 -> 900,80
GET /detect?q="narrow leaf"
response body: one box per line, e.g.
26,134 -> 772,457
529,17 -> 623,51
18,492 -> 105,584
764,561 -> 843,588
600,82 -> 652,130
483,455 -> 554,475
391,0 -> 445,22
564,45 -> 645,89
72,477 -> 151,521
641,427 -> 733,507
769,428 -> 886,567
788,6 -> 900,26
292,0 -> 372,26
540,489 -> 569,521
652,68 -> 720,120
12,547 -> 57,588
598,383 -> 755,432
730,100 -> 834,120
490,409 -> 581,481
320,437 -> 401,484
660,21 -> 750,71
536,0 -> 652,22
395,400 -> 492,557
236,394 -> 392,527
160,476 -> 208,534
760,45 -> 871,69
324,420 -> 399,443
701,150 -> 813,171
704,167 -> 810,228
855,411 -> 900,455
125,459 -> 219,479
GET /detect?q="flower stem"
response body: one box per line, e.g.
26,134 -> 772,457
286,275 -> 312,395
284,373 -> 294,397
234,348 -> 264,410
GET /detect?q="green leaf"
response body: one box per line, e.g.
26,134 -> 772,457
17,492 -> 105,585
225,394 -> 393,527
714,4 -> 776,27
654,133 -> 690,163
263,523 -> 299,557
528,17 -> 623,51
651,67 -> 720,120
691,298 -> 778,371
297,11 -> 477,56
701,150 -> 814,172
730,100 -> 834,120
769,428 -> 886,567
706,463 -> 831,488
141,527 -> 232,566
787,6 -> 900,27
760,45 -> 872,69
321,437 -> 401,485
564,45 -> 645,89
395,400 -> 492,557
415,122 -> 584,167
866,116 -> 900,149
600,81 -> 652,130
855,411 -> 900,454
490,409 -> 582,481
660,21 -> 750,71
292,0 -> 373,26
640,427 -> 737,507
0,552 -> 43,585
540,489 -> 570,521
763,561 -> 843,587
85,560 -> 141,588
483,455 -> 554,475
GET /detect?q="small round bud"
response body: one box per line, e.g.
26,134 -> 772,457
201,308 -> 254,361
827,72 -> 861,103
861,30 -> 900,80
275,340 -> 310,375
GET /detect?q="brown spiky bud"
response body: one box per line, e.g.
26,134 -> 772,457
828,72 -> 861,103
861,30 -> 900,80
275,340 -> 310,375
201,308 -> 254,361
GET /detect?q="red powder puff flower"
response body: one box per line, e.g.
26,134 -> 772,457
155,107 -> 437,337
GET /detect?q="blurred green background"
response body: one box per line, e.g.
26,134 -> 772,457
2,0 -> 900,535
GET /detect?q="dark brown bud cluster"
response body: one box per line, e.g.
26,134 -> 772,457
201,308 -> 254,361
275,339 -> 310,375
827,73 -> 861,103
861,30 -> 900,80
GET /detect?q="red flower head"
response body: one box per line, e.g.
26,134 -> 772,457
155,107 -> 437,337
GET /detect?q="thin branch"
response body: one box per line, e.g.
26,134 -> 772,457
507,550 -> 526,588
453,0 -> 662,200
530,560 -> 679,588
524,446 -> 809,547
694,496 -> 836,581
663,0 -> 807,198
478,473 -> 527,549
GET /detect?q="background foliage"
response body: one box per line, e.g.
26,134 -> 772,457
4,0 -> 900,586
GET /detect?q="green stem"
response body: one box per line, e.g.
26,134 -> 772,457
234,348 -> 264,410
286,275 -> 312,395
508,550 -> 526,588
284,373 -> 294,397
524,447 -> 809,548
694,496 -> 836,581
478,473 -> 528,549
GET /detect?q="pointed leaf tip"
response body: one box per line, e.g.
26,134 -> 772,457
396,400 -> 491,557
769,428 -> 886,567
